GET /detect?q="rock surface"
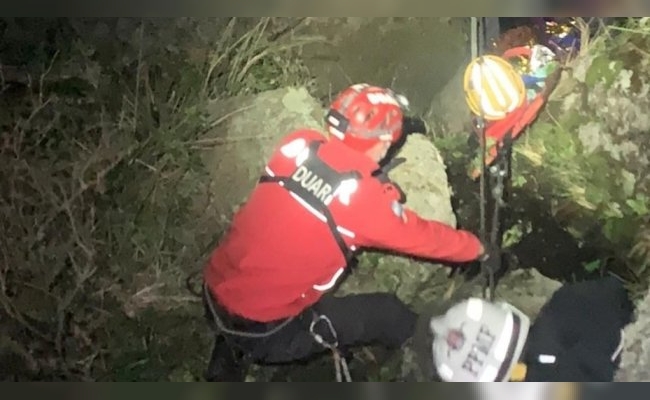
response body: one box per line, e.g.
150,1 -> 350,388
199,86 -> 324,223
427,64 -> 472,135
299,18 -> 470,117
616,289 -> 650,381
336,132 -> 461,310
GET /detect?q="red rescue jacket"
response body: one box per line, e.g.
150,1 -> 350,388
204,129 -> 482,322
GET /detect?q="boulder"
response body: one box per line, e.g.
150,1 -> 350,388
474,268 -> 562,318
616,288 -> 650,381
336,133 -> 461,310
198,87 -> 324,223
426,63 -> 472,136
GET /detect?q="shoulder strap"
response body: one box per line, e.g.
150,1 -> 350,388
259,174 -> 353,264
258,139 -> 358,264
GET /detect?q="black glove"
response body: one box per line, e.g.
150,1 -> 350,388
478,241 -> 501,274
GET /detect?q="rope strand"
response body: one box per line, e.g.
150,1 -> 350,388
204,283 -> 294,339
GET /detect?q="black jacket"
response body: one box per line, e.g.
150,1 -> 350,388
522,276 -> 634,382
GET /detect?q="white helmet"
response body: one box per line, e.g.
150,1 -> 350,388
430,297 -> 531,382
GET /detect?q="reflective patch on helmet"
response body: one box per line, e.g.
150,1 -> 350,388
327,114 -> 342,127
366,92 -> 400,106
328,126 -> 345,140
437,363 -> 454,381
395,94 -> 410,109
466,298 -> 484,322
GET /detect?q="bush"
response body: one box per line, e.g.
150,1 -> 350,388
0,17 -> 316,381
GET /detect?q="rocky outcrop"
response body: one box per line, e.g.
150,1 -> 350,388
299,18 -> 470,116
198,87 -> 324,223
616,289 -> 650,381
427,64 -> 472,136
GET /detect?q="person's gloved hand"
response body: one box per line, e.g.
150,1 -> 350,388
478,241 -> 501,274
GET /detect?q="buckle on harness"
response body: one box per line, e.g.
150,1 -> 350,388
309,314 -> 339,349
309,312 -> 352,382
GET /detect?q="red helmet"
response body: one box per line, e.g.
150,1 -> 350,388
325,84 -> 408,152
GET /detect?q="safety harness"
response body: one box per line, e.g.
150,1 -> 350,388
259,140 -> 361,265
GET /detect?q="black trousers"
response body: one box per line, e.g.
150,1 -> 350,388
522,276 -> 634,382
203,287 -> 417,381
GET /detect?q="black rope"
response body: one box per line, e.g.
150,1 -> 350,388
473,18 -> 495,301
484,134 -> 513,301
474,17 -> 514,302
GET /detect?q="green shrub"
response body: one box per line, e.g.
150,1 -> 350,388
0,17 -> 315,381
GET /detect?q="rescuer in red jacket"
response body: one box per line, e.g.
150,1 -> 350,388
202,83 -> 487,381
